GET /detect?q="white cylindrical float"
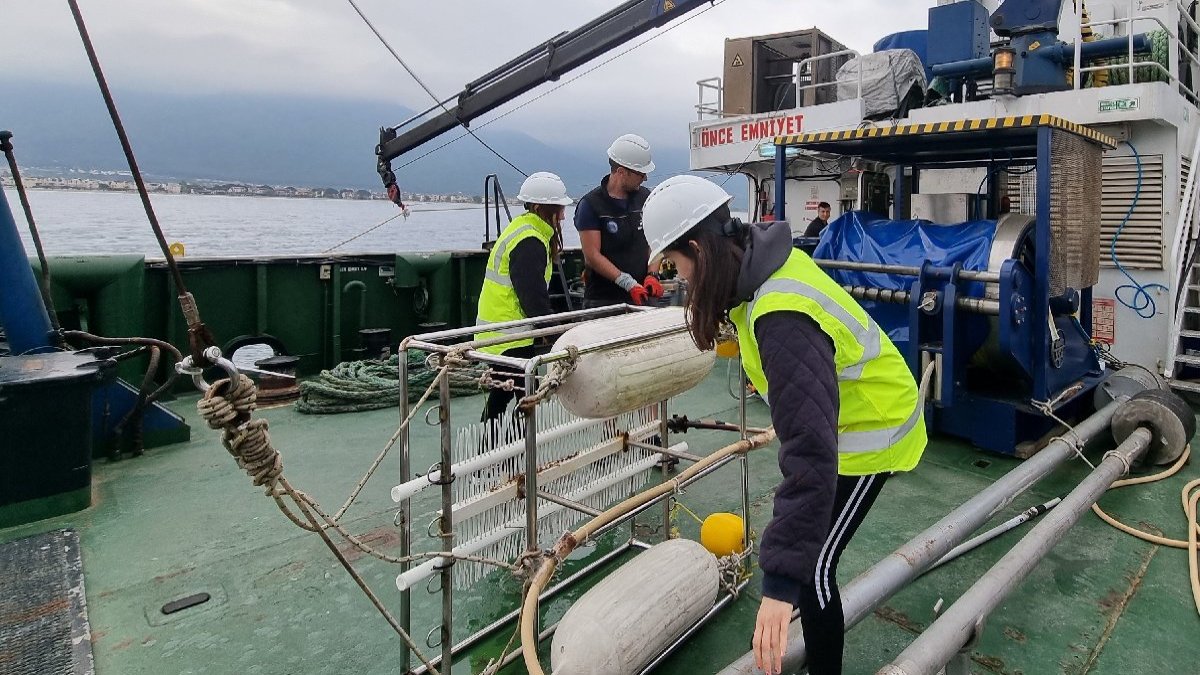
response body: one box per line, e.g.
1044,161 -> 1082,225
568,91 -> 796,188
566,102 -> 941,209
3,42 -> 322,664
550,538 -> 720,675
551,307 -> 716,419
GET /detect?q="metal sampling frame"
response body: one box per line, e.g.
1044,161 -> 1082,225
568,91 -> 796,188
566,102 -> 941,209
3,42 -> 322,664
394,304 -> 756,674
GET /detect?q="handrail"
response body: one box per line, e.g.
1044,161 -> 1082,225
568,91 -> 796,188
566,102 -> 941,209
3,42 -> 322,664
1073,7 -> 1200,99
794,49 -> 861,100
1166,130 -> 1200,378
695,76 -> 724,120
1180,0 -> 1200,41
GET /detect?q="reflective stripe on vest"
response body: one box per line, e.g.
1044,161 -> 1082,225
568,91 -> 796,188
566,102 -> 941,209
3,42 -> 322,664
482,223 -> 539,288
474,213 -> 554,354
732,250 -> 926,474
747,278 -> 882,382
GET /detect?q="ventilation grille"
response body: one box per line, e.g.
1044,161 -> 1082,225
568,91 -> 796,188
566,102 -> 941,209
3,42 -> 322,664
1006,152 -> 1165,271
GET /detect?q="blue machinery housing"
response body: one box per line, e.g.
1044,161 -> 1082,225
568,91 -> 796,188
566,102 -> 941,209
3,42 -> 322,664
773,116 -> 1115,454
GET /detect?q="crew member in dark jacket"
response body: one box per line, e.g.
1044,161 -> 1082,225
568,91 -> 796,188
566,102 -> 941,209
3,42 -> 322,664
641,176 -> 927,675
574,133 -> 663,307
802,201 -> 832,238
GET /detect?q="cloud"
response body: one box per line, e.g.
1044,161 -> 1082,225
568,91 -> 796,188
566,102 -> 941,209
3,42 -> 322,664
3,0 -> 933,153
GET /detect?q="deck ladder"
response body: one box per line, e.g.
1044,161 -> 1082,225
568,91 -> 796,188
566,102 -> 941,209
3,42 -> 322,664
1165,130 -> 1200,392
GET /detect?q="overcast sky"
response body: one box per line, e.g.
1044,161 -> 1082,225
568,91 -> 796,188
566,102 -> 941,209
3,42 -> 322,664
2,0 -> 933,155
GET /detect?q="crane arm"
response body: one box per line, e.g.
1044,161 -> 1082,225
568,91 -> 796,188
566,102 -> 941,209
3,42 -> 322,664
376,0 -> 713,204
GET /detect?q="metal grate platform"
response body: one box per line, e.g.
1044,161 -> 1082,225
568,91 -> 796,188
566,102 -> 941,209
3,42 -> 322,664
0,529 -> 94,675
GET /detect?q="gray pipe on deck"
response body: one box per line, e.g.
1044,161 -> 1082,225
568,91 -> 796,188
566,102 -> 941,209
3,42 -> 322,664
877,426 -> 1152,675
715,398 -> 1125,675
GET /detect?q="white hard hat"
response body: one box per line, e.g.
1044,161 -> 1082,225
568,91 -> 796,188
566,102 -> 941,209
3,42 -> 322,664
607,133 -> 655,173
642,175 -> 734,260
516,171 -> 573,206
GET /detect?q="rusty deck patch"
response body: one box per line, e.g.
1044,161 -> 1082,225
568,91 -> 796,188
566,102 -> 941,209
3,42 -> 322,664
0,529 -> 94,675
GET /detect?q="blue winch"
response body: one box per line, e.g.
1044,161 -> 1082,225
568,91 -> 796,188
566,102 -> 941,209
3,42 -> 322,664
925,0 -> 1153,97
773,115 -> 1114,455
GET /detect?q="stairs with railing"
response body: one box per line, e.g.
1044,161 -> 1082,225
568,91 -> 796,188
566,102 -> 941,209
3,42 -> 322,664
1165,130 -> 1200,392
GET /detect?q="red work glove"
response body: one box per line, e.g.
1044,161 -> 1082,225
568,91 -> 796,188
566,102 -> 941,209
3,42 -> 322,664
628,284 -> 649,305
643,275 -> 664,298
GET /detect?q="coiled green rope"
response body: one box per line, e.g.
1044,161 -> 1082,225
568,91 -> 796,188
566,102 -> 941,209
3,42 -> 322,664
296,351 -> 485,414
1105,29 -> 1170,86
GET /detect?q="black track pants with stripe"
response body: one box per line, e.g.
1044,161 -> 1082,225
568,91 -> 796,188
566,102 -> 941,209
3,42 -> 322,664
797,472 -> 890,675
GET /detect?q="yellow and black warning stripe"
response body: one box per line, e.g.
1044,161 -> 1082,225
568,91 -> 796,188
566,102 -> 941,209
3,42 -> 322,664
775,114 -> 1116,148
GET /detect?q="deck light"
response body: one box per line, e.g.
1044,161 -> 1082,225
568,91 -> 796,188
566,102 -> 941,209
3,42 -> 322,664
993,46 -> 1016,96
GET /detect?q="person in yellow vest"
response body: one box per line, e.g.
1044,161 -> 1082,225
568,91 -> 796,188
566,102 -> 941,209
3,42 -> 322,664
475,171 -> 572,424
641,175 -> 926,675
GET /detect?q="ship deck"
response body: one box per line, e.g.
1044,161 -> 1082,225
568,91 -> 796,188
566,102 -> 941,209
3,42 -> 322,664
2,367 -> 1197,675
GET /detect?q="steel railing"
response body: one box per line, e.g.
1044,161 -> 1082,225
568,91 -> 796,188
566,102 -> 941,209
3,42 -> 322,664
695,76 -> 725,120
794,48 -> 862,101
1072,0 -> 1200,102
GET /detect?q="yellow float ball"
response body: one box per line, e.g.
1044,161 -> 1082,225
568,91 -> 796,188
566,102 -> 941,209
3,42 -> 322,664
700,512 -> 745,557
168,242 -> 186,257
715,340 -> 739,359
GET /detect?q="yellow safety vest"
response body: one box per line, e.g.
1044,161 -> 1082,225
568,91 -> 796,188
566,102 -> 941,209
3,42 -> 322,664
729,249 -> 926,476
474,212 -> 554,355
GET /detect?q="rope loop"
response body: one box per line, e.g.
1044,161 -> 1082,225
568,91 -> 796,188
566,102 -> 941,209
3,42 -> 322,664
517,345 -> 581,413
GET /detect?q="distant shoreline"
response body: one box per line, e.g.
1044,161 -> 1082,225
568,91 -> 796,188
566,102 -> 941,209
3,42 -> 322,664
1,176 -> 499,204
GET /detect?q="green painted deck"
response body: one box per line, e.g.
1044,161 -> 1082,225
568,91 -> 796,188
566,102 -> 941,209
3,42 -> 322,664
3,367 -> 1198,675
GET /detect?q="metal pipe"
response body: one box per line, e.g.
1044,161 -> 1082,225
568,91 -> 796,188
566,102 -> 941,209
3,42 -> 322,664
398,350 -> 413,675
522,320 -> 694,368
660,399 -> 672,543
438,364 -> 454,675
931,56 -> 994,79
794,49 -> 862,98
815,259 -> 1001,283
538,490 -> 603,517
1073,1 -> 1083,90
879,427 -> 1153,675
410,305 -> 630,343
407,341 -> 529,370
716,398 -> 1126,675
668,416 -> 771,435
1059,33 -> 1152,62
628,439 -> 702,463
523,367 -> 540,555
410,307 -> 689,369
739,368 -> 752,563
460,324 -> 580,350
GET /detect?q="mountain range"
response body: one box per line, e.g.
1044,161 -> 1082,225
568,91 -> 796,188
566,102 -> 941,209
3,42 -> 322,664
0,79 -> 697,198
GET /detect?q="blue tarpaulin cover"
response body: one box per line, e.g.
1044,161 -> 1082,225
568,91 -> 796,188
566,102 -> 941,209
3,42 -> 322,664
812,211 -> 997,355
873,30 -> 933,84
